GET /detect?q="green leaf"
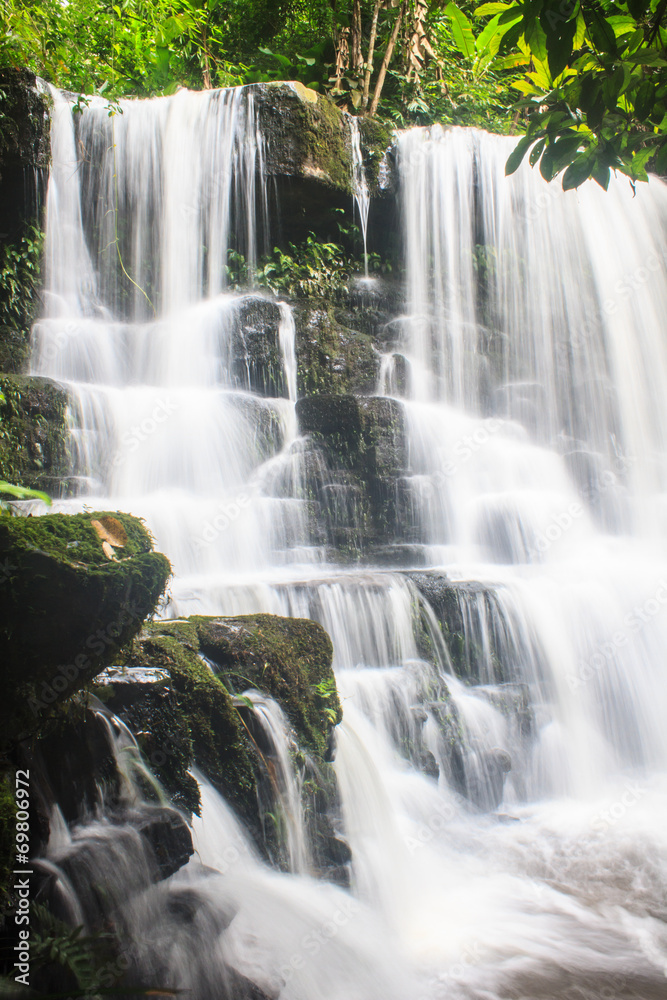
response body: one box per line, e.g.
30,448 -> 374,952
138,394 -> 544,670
505,133 -> 533,175
592,160 -> 610,189
582,7 -> 618,55
562,153 -> 594,189
0,482 -> 51,504
634,79 -> 655,118
475,1 -> 512,14
529,136 -> 546,165
446,1 -> 476,59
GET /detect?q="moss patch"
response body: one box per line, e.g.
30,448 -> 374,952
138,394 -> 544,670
0,375 -> 70,494
195,614 -> 341,760
101,613 -> 340,821
110,621 -> 257,819
0,511 -> 170,744
295,301 -> 378,397
358,117 -> 394,191
255,82 -> 352,195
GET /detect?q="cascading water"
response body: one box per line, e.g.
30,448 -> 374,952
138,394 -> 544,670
349,117 -> 371,278
34,86 -> 667,999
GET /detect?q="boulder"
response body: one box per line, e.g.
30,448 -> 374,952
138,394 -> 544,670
295,394 -> 409,555
194,613 -> 341,760
0,511 -> 171,741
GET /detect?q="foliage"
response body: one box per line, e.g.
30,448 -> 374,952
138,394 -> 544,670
0,225 -> 43,339
470,0 -> 667,187
0,0 -> 522,130
251,236 -> 354,299
0,388 -> 52,507
30,902 -> 115,993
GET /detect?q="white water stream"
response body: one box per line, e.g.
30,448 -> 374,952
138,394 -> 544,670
34,89 -> 667,998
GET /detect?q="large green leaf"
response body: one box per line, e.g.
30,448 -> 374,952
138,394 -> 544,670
446,1 -> 476,59
0,482 -> 51,504
562,152 -> 594,189
505,134 -> 534,175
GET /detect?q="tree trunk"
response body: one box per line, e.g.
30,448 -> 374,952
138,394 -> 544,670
369,0 -> 407,116
362,0 -> 383,110
351,0 -> 364,72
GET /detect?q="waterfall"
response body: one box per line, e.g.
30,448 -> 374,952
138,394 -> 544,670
33,87 -> 667,999
349,117 -> 370,278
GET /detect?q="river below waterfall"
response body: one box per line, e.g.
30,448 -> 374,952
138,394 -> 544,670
31,84 -> 667,999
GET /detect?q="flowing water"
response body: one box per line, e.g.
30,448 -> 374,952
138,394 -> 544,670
32,88 -> 667,998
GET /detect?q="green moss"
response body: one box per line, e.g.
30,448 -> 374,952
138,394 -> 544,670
256,83 -> 352,196
0,375 -> 70,494
358,117 -> 393,190
194,613 -> 341,760
113,622 -> 257,819
295,301 -> 378,397
0,511 -> 171,744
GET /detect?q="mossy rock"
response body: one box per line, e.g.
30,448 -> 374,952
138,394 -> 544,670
106,620 -> 257,820
255,82 -> 352,194
0,511 -> 171,743
295,301 -> 379,397
194,613 -> 341,761
357,117 -> 394,191
100,613 -> 341,822
0,375 -> 70,494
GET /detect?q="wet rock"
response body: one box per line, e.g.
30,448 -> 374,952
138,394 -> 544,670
0,375 -> 70,493
407,571 -> 515,683
0,69 -> 50,244
195,613 -> 341,761
295,394 -> 408,553
230,296 -> 287,397
131,805 -> 194,879
295,302 -> 379,397
0,511 -> 171,744
107,619 -> 255,820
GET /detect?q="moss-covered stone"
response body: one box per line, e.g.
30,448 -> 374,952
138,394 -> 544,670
358,117 -> 394,192
0,375 -> 69,493
110,620 -> 257,820
194,613 -> 341,760
295,301 -> 379,397
0,511 -> 171,743
255,82 -> 352,195
98,613 -> 341,830
295,393 -> 409,556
